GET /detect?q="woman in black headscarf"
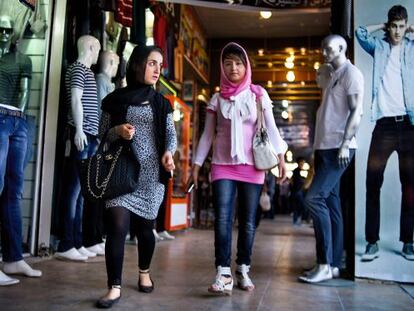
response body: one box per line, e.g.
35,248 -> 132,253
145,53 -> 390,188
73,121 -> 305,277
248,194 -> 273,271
96,45 -> 177,308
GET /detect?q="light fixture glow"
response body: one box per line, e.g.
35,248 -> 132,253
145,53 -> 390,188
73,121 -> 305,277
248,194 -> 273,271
258,49 -> 264,56
267,80 -> 273,88
286,71 -> 295,82
281,110 -> 289,120
314,62 -> 320,70
267,62 -> 273,68
260,11 -> 272,19
284,61 -> 294,69
282,100 -> 289,108
215,86 -> 220,92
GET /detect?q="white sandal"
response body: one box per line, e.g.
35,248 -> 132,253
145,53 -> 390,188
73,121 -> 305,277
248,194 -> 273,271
208,266 -> 233,295
236,264 -> 255,291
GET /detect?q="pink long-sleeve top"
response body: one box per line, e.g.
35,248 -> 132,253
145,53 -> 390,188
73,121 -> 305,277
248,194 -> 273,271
194,88 -> 288,184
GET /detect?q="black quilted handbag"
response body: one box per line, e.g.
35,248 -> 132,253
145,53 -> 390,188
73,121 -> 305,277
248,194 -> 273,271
80,131 -> 140,202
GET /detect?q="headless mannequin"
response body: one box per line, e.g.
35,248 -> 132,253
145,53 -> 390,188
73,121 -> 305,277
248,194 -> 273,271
96,50 -> 119,106
299,35 -> 363,283
0,15 -> 41,286
55,35 -> 101,261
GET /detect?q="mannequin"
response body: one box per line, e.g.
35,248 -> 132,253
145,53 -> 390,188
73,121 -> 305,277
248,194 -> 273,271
55,35 -> 101,261
81,50 -> 119,256
96,50 -> 119,108
299,35 -> 364,283
0,15 -> 41,286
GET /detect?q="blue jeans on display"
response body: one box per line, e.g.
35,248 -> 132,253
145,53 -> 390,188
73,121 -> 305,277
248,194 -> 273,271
57,128 -> 98,252
212,179 -> 262,268
0,114 -> 28,262
305,149 -> 355,268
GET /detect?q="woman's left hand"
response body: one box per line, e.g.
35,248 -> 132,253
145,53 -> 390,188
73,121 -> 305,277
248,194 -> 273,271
162,151 -> 175,172
277,154 -> 287,184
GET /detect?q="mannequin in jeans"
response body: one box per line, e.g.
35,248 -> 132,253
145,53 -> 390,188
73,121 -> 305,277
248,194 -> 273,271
0,15 -> 42,286
81,50 -> 120,256
299,35 -> 364,283
55,35 -> 101,262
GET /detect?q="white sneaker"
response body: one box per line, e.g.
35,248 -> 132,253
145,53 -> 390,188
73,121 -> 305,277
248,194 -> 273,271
152,229 -> 164,242
299,264 -> 332,283
158,231 -> 175,240
3,260 -> 42,277
86,244 -> 105,256
78,246 -> 97,258
0,270 -> 20,286
55,247 -> 88,261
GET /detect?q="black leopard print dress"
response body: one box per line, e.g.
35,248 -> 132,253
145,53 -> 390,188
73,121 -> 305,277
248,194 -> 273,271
100,104 -> 177,219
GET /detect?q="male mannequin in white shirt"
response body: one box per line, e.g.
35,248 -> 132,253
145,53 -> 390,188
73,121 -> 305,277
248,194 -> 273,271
55,35 -> 101,262
0,15 -> 42,286
299,35 -> 364,283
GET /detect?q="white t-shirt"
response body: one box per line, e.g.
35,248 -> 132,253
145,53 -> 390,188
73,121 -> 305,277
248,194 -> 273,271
314,60 -> 364,150
377,44 -> 406,117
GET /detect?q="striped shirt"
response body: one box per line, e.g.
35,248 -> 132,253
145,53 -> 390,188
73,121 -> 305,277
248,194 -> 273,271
0,51 -> 32,110
65,61 -> 99,136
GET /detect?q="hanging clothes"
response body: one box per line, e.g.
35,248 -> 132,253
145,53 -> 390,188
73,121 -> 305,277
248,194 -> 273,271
115,0 -> 133,27
18,0 -> 35,11
130,0 -> 146,46
97,0 -> 117,11
153,6 -> 168,70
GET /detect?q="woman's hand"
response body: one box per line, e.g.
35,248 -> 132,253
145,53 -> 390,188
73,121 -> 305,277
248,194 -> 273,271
161,151 -> 175,172
277,154 -> 287,184
116,123 -> 135,140
192,164 -> 201,189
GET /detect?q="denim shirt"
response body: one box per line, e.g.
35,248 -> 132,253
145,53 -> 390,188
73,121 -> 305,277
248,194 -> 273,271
355,26 -> 414,124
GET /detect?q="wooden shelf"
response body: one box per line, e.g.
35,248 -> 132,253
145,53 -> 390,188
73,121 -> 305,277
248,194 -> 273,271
184,54 -> 209,85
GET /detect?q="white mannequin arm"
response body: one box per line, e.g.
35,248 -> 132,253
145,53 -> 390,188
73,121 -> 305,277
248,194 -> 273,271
71,87 -> 87,151
19,77 -> 30,111
338,93 -> 363,167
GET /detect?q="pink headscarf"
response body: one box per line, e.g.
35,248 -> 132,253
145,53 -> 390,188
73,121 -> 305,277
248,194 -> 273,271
219,42 -> 263,100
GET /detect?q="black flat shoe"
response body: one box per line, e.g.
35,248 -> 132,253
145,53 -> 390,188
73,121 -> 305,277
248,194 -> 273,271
138,270 -> 154,293
95,296 -> 120,309
96,286 -> 121,309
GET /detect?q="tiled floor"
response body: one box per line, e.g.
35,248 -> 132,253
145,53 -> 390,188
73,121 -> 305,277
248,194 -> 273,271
0,216 -> 413,310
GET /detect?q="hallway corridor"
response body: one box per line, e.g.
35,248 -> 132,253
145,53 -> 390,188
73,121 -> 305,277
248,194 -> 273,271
0,216 -> 413,310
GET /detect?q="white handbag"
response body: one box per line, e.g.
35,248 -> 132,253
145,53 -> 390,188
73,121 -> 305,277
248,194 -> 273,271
252,100 -> 279,171
259,192 -> 271,212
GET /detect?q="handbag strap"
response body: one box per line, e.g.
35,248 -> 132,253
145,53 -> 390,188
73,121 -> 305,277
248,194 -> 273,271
96,130 -> 110,154
256,97 -> 266,131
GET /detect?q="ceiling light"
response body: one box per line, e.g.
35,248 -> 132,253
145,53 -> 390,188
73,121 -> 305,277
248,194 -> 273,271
300,47 -> 306,55
284,61 -> 294,69
267,80 -> 273,88
260,11 -> 272,19
286,71 -> 295,82
282,100 -> 289,108
258,49 -> 264,56
215,86 -> 220,92
313,62 -> 320,70
281,110 -> 289,120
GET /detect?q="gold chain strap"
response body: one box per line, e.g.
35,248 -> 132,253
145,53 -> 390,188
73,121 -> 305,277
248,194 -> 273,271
86,146 -> 124,199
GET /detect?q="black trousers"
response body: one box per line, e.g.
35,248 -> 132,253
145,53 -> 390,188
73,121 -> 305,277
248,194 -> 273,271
365,116 -> 414,244
105,206 -> 155,287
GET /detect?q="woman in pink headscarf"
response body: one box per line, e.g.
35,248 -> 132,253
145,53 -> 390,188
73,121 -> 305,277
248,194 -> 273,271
192,42 -> 287,295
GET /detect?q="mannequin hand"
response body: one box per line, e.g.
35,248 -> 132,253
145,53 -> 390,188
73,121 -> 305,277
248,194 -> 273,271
74,130 -> 88,151
338,145 -> 350,168
192,164 -> 201,189
276,154 -> 287,184
162,151 -> 175,172
116,123 -> 135,140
